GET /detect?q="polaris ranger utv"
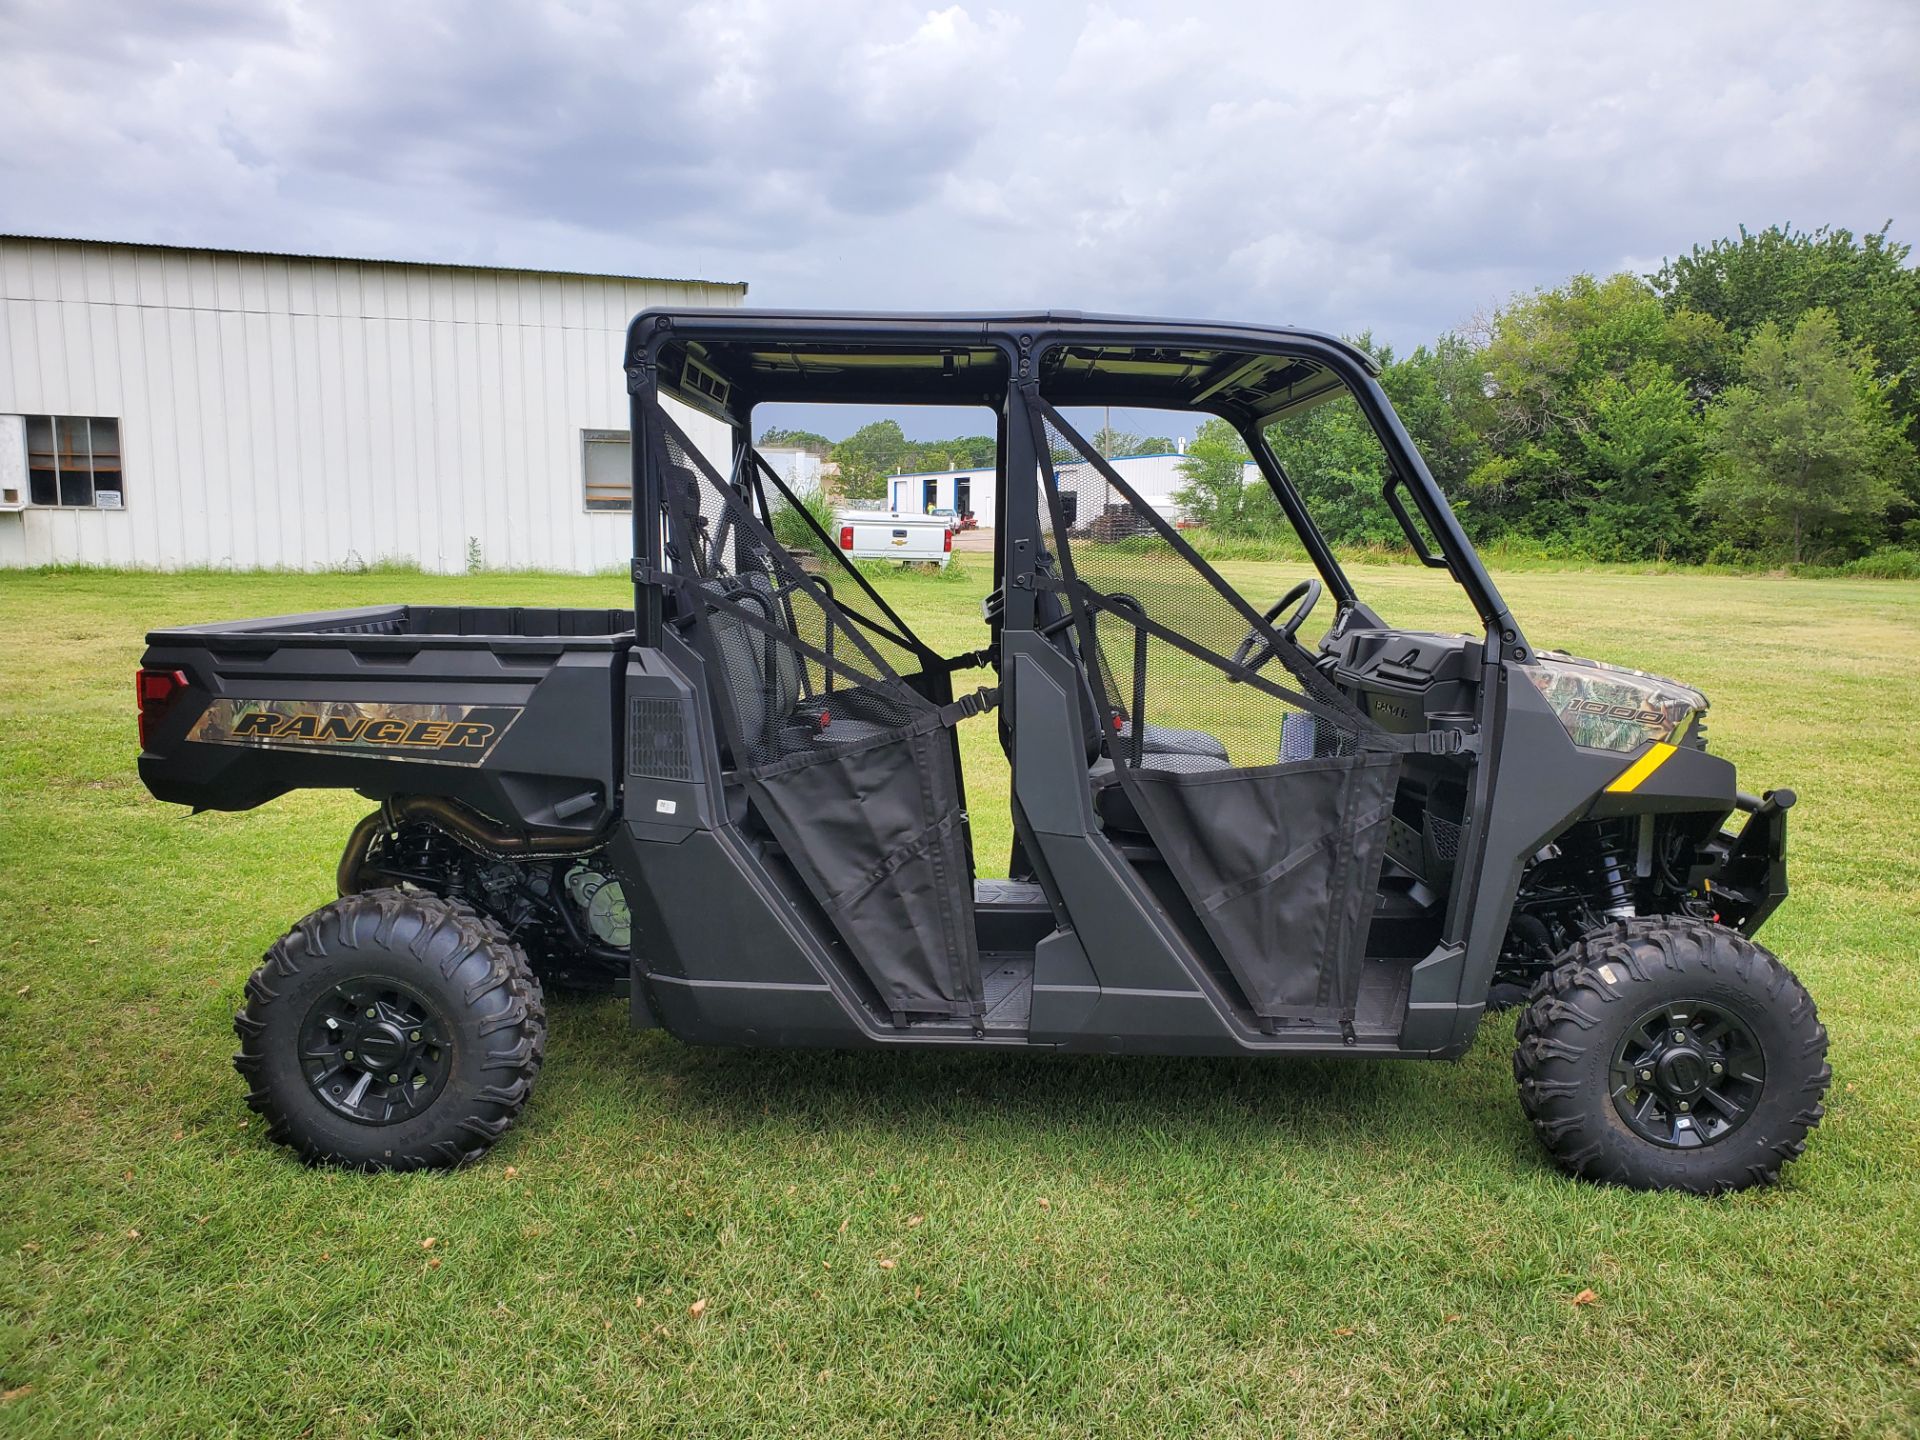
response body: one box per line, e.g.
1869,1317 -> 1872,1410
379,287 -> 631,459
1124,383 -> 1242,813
135,310 -> 1827,1192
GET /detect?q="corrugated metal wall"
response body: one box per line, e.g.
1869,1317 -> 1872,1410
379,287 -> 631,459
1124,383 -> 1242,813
0,236 -> 742,572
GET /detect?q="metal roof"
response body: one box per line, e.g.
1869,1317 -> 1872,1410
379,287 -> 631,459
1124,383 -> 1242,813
0,232 -> 747,294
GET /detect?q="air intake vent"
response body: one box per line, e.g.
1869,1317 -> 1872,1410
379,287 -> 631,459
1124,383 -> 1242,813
628,697 -> 692,780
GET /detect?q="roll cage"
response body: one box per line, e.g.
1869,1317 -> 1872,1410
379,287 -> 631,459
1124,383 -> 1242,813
622,310 -> 1526,661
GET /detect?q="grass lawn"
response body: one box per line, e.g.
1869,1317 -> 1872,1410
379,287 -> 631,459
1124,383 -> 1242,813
2,559 -> 1917,1438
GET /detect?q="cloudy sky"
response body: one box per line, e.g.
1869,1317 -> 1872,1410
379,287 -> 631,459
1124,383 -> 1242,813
4,0 -> 1916,359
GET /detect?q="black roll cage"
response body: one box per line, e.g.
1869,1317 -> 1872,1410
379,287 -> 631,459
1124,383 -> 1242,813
624,309 -> 1525,658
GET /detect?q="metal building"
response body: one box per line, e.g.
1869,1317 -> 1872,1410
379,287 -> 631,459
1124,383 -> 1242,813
0,235 -> 744,572
885,451 -> 1245,531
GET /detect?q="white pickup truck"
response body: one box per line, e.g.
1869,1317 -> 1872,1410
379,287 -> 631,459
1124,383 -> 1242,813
833,509 -> 952,567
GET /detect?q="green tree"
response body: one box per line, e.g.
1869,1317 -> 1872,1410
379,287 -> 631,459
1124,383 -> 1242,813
1381,335 -> 1492,497
831,420 -> 908,503
901,435 -> 997,471
1264,392 -> 1400,546
1697,309 -> 1905,562
1464,273 -> 1716,557
1173,419 -> 1259,532
1090,426 -> 1174,458
1650,223 -> 1920,434
756,426 -> 835,456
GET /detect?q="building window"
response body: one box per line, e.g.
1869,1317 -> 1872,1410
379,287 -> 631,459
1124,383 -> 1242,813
582,429 -> 632,511
26,416 -> 123,509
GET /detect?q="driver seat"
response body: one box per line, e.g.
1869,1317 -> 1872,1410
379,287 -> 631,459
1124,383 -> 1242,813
1025,552 -> 1234,834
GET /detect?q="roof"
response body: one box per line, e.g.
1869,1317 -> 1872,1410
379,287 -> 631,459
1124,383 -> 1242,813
0,233 -> 747,294
631,307 -> 1377,371
635,308 -> 1377,421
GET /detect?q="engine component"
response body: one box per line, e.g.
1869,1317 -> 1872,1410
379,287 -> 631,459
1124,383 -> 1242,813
339,801 -> 629,992
563,865 -> 631,949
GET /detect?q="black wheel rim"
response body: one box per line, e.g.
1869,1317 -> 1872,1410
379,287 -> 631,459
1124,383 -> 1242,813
298,976 -> 454,1125
1609,1000 -> 1766,1148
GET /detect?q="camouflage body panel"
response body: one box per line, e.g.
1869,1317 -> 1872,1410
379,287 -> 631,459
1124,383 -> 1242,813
1522,655 -> 1704,754
186,699 -> 522,767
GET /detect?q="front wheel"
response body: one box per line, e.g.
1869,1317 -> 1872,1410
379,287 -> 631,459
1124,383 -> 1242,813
1513,917 -> 1829,1193
233,889 -> 546,1171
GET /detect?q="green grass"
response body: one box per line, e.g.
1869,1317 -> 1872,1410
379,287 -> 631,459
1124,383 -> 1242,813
2,562 -> 1917,1438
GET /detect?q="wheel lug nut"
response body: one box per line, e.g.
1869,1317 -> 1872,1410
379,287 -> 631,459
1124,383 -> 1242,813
1639,1069 -> 1653,1081
410,1031 -> 421,1042
1710,1062 -> 1722,1074
1677,1101 -> 1691,1112
367,1008 -> 378,1018
1672,1030 -> 1687,1043
388,1073 -> 399,1083
344,1050 -> 354,1060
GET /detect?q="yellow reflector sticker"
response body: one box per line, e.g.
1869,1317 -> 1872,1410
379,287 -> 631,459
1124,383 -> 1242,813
1606,741 -> 1678,794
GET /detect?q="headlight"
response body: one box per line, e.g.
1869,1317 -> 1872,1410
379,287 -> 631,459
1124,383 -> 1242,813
1522,654 -> 1707,753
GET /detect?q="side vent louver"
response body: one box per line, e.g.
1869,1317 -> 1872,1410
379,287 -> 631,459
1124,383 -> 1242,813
628,697 -> 692,780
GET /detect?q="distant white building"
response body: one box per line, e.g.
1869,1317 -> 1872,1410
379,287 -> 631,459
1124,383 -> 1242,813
758,444 -> 828,493
0,234 -> 745,572
886,450 -> 1251,531
886,464 -> 996,528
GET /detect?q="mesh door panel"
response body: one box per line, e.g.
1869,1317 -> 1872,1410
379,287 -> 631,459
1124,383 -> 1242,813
649,408 -> 983,1020
1030,400 -> 1401,1025
657,424 -> 918,768
1036,410 -> 1371,770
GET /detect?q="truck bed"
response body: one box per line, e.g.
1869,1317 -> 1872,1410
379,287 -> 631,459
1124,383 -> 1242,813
138,605 -> 634,834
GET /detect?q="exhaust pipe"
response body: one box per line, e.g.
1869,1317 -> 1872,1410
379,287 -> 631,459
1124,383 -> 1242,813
337,796 -> 609,895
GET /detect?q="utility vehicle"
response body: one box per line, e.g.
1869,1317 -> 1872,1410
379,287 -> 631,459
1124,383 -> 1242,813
135,310 -> 1827,1191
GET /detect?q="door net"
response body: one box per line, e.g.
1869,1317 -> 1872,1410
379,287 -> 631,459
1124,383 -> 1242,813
1028,396 -> 1402,1030
647,405 -> 986,1022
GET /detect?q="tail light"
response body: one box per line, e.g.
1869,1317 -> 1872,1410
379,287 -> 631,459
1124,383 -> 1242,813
943,528 -> 952,553
838,525 -> 854,550
136,667 -> 190,748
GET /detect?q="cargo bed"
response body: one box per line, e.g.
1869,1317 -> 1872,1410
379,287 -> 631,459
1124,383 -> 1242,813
138,605 -> 634,834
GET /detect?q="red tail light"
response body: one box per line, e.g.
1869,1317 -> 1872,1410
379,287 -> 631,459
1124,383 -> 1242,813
136,667 -> 190,748
839,525 -> 854,550
943,528 -> 952,553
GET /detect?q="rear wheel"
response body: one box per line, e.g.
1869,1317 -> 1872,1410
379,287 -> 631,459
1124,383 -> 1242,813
233,889 -> 545,1171
1512,917 -> 1828,1193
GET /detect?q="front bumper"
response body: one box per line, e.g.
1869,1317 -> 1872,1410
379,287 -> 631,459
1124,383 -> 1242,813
1695,788 -> 1795,936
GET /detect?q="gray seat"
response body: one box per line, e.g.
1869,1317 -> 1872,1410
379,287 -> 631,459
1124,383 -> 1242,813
1117,720 -> 1229,762
1089,753 -> 1233,833
701,574 -> 891,762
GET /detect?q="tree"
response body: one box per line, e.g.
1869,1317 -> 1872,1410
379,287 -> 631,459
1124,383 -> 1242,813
756,426 -> 835,456
1651,223 -> 1920,436
1697,309 -> 1905,562
1263,392 -> 1400,546
1090,426 -> 1174,458
901,435 -> 997,471
830,420 -> 908,503
1257,334 -> 1485,550
1463,273 -> 1717,557
1173,419 -> 1259,532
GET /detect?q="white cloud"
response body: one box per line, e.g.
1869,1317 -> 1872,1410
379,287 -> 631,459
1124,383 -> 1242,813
1,0 -> 1914,346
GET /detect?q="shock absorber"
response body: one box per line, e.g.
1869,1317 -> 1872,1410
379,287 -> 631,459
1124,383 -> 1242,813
1582,825 -> 1637,918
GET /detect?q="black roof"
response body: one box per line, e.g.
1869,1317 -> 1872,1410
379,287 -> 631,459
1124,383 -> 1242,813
629,308 -> 1380,420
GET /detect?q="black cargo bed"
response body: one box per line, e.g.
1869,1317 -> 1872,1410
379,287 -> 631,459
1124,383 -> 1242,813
139,605 -> 635,833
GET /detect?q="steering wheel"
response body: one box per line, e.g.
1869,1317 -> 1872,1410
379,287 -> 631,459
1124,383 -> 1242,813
1229,579 -> 1322,675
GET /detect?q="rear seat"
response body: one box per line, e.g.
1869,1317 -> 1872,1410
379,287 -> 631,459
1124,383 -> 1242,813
701,574 -> 892,762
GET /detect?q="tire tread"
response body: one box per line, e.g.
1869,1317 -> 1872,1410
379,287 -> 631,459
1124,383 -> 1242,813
232,888 -> 546,1172
1512,916 -> 1829,1194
